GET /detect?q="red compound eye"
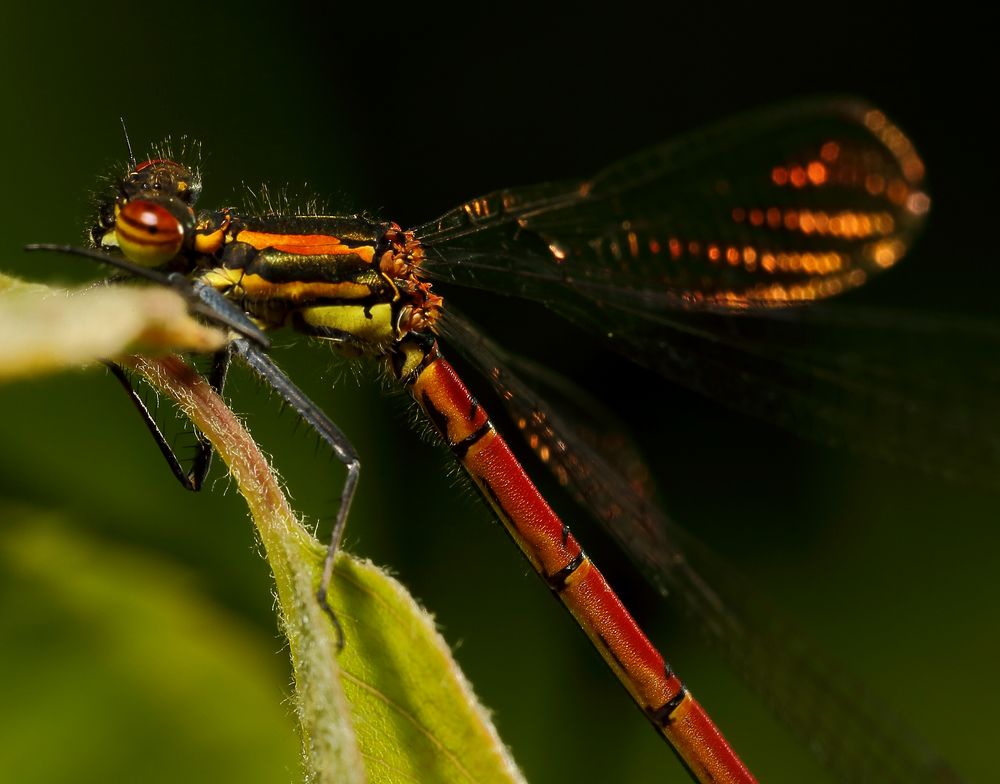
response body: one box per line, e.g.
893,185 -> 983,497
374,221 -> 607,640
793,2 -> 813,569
115,199 -> 184,267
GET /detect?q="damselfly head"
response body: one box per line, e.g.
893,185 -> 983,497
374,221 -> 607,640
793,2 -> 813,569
123,158 -> 202,204
91,158 -> 201,269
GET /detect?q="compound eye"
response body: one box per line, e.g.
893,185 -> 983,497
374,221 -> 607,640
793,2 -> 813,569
115,199 -> 184,267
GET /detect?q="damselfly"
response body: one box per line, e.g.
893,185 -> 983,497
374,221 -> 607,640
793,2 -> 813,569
29,97 -> 984,783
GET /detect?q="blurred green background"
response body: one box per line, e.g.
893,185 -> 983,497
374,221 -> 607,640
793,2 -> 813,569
1,4 -> 997,783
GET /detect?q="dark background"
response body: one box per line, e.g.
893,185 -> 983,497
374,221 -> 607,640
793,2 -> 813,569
1,4 -> 996,783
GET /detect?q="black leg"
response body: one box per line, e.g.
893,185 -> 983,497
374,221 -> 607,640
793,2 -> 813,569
106,348 -> 233,492
231,338 -> 360,650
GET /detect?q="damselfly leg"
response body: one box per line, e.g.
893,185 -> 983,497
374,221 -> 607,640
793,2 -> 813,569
105,348 -> 232,491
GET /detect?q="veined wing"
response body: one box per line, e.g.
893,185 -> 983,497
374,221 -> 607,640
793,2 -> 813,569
582,302 -> 1000,489
417,99 -> 1000,487
440,310 -> 961,784
416,97 -> 927,312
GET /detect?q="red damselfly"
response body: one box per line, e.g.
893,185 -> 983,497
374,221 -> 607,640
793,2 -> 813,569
27,97 -> 986,783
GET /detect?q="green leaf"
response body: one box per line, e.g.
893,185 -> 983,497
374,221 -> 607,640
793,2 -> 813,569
332,556 -> 525,784
129,353 -> 524,784
0,274 -> 525,784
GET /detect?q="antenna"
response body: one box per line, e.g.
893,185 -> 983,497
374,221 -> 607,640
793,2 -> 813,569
120,117 -> 137,170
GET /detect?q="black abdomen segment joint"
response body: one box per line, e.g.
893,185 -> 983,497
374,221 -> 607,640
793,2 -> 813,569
547,552 -> 586,591
648,686 -> 689,727
452,420 -> 493,458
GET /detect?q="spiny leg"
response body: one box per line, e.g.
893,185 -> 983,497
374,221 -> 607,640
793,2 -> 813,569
230,338 -> 360,650
107,348 -> 233,491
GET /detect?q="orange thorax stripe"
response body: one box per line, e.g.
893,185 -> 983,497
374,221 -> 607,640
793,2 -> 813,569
235,230 -> 376,262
